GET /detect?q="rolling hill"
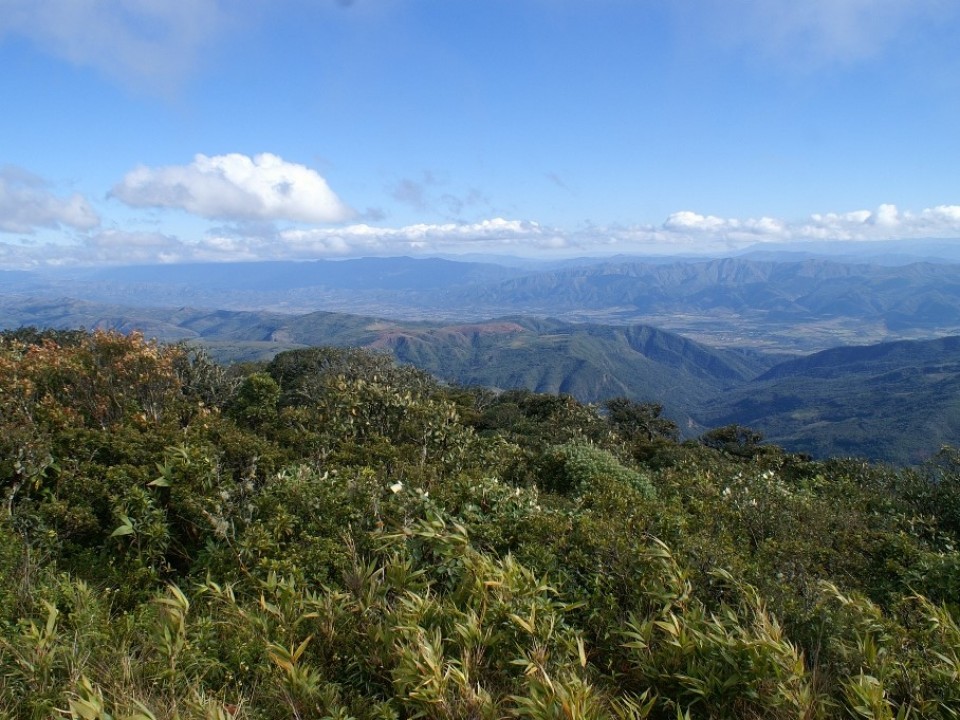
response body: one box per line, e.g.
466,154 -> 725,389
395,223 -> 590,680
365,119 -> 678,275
0,297 -> 769,423
5,251 -> 960,464
6,255 -> 960,351
699,336 -> 960,465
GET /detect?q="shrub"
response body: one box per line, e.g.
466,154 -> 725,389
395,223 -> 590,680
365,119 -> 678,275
538,441 -> 656,499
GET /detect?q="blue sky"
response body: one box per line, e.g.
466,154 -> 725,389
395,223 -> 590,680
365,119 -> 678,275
2,0 -> 960,267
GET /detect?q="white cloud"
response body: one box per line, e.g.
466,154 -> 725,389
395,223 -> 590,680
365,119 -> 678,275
584,203 -> 960,253
3,202 -> 960,269
0,167 -> 99,234
275,218 -> 550,257
924,205 -> 960,224
183,217 -> 556,262
872,203 -> 900,227
0,0 -> 227,92
660,211 -> 788,247
770,203 -> 960,243
663,211 -> 727,232
112,153 -> 354,224
232,204 -> 960,259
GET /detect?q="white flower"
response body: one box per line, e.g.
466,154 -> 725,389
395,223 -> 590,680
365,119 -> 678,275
390,482 -> 403,494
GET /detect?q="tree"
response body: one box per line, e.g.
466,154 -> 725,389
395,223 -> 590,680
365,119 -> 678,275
267,346 -> 436,408
228,372 -> 280,429
603,397 -> 679,443
700,423 -> 767,458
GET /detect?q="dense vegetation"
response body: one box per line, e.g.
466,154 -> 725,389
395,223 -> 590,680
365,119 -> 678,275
2,328 -> 960,719
7,295 -> 960,465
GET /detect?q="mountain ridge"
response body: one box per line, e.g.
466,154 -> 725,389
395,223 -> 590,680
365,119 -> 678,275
5,252 -> 960,464
6,255 -> 960,351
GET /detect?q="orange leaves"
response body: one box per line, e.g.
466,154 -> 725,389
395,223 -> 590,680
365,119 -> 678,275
0,329 -> 185,430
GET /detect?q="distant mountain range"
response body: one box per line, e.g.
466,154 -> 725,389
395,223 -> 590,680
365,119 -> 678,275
5,255 -> 960,352
5,252 -> 960,464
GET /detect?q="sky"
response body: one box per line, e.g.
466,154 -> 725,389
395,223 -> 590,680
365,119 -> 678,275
2,0 -> 960,268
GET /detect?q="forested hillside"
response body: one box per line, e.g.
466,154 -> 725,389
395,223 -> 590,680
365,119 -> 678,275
702,335 -> 960,465
3,328 -> 960,719
0,299 -> 773,421
7,297 -> 960,463
6,297 -> 960,463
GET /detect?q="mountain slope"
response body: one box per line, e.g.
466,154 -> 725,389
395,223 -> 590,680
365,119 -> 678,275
4,294 -> 960,464
700,335 -> 960,464
444,258 -> 960,349
341,316 -> 765,413
457,257 -> 960,322
6,255 -> 960,351
0,297 -> 768,422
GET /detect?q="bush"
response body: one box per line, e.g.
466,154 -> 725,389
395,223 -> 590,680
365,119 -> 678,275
538,441 -> 656,499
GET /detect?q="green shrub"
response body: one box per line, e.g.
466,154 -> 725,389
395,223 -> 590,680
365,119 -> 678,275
538,441 -> 656,499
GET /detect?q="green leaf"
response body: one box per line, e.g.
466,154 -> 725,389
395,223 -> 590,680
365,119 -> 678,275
110,523 -> 135,537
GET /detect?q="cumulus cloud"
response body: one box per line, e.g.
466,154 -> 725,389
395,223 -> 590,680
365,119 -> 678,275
163,203 -> 960,261
0,0 -> 227,92
545,203 -> 960,255
663,211 -> 728,232
0,166 -> 99,234
112,153 -> 354,224
660,211 -> 787,247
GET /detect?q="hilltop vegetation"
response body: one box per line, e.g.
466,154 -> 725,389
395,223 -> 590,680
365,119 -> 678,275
0,298 -> 773,425
3,329 -> 960,719
7,252 -> 960,465
4,297 -> 960,464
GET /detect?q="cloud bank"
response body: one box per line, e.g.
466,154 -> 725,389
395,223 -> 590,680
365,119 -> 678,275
3,201 -> 960,269
112,153 -> 354,224
0,167 -> 99,234
643,204 -> 960,249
